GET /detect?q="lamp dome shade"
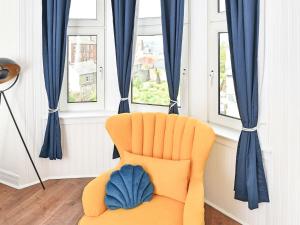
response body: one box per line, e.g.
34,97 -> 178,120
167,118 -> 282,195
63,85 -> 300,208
0,58 -> 21,84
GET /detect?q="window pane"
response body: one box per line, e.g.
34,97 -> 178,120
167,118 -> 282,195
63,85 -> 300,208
219,0 -> 226,12
69,0 -> 97,20
68,35 -> 97,103
132,35 -> 179,106
219,33 -> 239,118
138,0 -> 161,18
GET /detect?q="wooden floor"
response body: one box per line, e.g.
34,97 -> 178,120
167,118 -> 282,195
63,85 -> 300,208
0,179 -> 240,225
204,205 -> 240,225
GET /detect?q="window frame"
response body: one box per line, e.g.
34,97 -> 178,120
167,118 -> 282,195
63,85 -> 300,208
60,2 -> 105,112
130,4 -> 189,115
208,1 -> 241,130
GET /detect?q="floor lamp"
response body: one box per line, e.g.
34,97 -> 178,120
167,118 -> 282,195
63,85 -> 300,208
0,58 -> 45,190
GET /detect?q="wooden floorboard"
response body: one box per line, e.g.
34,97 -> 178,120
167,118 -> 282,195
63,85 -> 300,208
204,204 -> 241,225
0,178 -> 240,225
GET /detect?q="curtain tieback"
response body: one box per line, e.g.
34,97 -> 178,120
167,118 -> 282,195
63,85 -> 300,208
169,99 -> 178,110
48,108 -> 58,114
242,127 -> 257,132
120,97 -> 128,102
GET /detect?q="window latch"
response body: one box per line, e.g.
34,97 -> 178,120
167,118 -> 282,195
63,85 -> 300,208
209,69 -> 214,85
182,68 -> 187,76
209,69 -> 215,78
99,66 -> 104,80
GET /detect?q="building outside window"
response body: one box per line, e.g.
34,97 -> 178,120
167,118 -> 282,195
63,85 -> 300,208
131,0 -> 189,113
68,35 -> 97,103
132,35 -> 169,106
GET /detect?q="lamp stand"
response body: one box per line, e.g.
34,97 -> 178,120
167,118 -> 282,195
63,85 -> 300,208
0,90 -> 45,190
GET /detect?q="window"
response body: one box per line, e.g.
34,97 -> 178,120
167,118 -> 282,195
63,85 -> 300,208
67,35 -> 97,103
68,0 -> 104,27
218,33 -> 239,119
208,1 -> 240,129
69,0 -> 97,20
138,0 -> 161,18
131,0 -> 188,113
132,35 -> 170,106
218,0 -> 226,13
60,0 -> 105,112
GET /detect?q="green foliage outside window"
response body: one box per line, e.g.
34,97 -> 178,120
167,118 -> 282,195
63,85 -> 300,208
219,41 -> 227,91
68,88 -> 96,103
132,74 -> 170,106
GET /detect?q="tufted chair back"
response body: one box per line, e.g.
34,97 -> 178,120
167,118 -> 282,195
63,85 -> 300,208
106,112 -> 215,180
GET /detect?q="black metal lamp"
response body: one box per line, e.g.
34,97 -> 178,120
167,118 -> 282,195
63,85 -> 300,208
0,58 -> 45,190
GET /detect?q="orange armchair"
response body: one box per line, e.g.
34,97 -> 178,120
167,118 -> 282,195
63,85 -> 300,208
79,113 -> 215,225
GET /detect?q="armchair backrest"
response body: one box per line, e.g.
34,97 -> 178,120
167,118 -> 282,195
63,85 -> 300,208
106,113 -> 215,180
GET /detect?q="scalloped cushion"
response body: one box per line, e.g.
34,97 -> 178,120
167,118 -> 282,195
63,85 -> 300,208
122,151 -> 190,203
105,165 -> 154,210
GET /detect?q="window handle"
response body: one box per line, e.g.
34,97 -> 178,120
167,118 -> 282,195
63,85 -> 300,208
182,68 -> 187,76
209,69 -> 214,85
99,66 -> 104,80
209,69 -> 215,78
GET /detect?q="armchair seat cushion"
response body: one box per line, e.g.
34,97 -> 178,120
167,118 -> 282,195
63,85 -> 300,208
79,195 -> 184,225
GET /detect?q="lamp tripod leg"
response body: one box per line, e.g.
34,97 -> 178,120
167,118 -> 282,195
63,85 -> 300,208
0,91 -> 45,190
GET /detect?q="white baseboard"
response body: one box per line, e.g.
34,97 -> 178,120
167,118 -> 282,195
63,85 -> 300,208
205,199 -> 248,225
18,174 -> 98,189
0,168 -> 19,188
0,173 -> 97,190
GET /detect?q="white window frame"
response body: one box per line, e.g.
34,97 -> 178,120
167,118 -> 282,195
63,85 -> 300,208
208,0 -> 241,130
60,0 -> 105,112
130,0 -> 189,115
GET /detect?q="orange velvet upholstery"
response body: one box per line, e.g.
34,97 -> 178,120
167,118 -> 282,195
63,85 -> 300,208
80,195 -> 184,225
79,113 -> 215,225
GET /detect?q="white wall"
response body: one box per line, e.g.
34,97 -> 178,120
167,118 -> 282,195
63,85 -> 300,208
0,0 -> 27,186
1,0 -> 300,224
0,0 -> 120,188
190,0 -> 300,224
266,0 -> 300,224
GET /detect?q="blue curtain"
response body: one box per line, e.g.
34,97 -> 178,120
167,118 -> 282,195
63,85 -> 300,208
161,0 -> 185,114
40,0 -> 71,160
225,0 -> 269,209
111,0 -> 137,158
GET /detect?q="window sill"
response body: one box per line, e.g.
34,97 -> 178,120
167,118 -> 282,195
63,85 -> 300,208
42,111 -> 116,125
59,111 -> 115,119
209,123 -> 240,148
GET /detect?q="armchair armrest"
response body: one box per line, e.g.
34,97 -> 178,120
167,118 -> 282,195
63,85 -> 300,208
183,178 -> 205,225
82,170 -> 114,217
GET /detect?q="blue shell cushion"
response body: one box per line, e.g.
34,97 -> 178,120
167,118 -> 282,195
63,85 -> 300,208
104,164 -> 154,210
